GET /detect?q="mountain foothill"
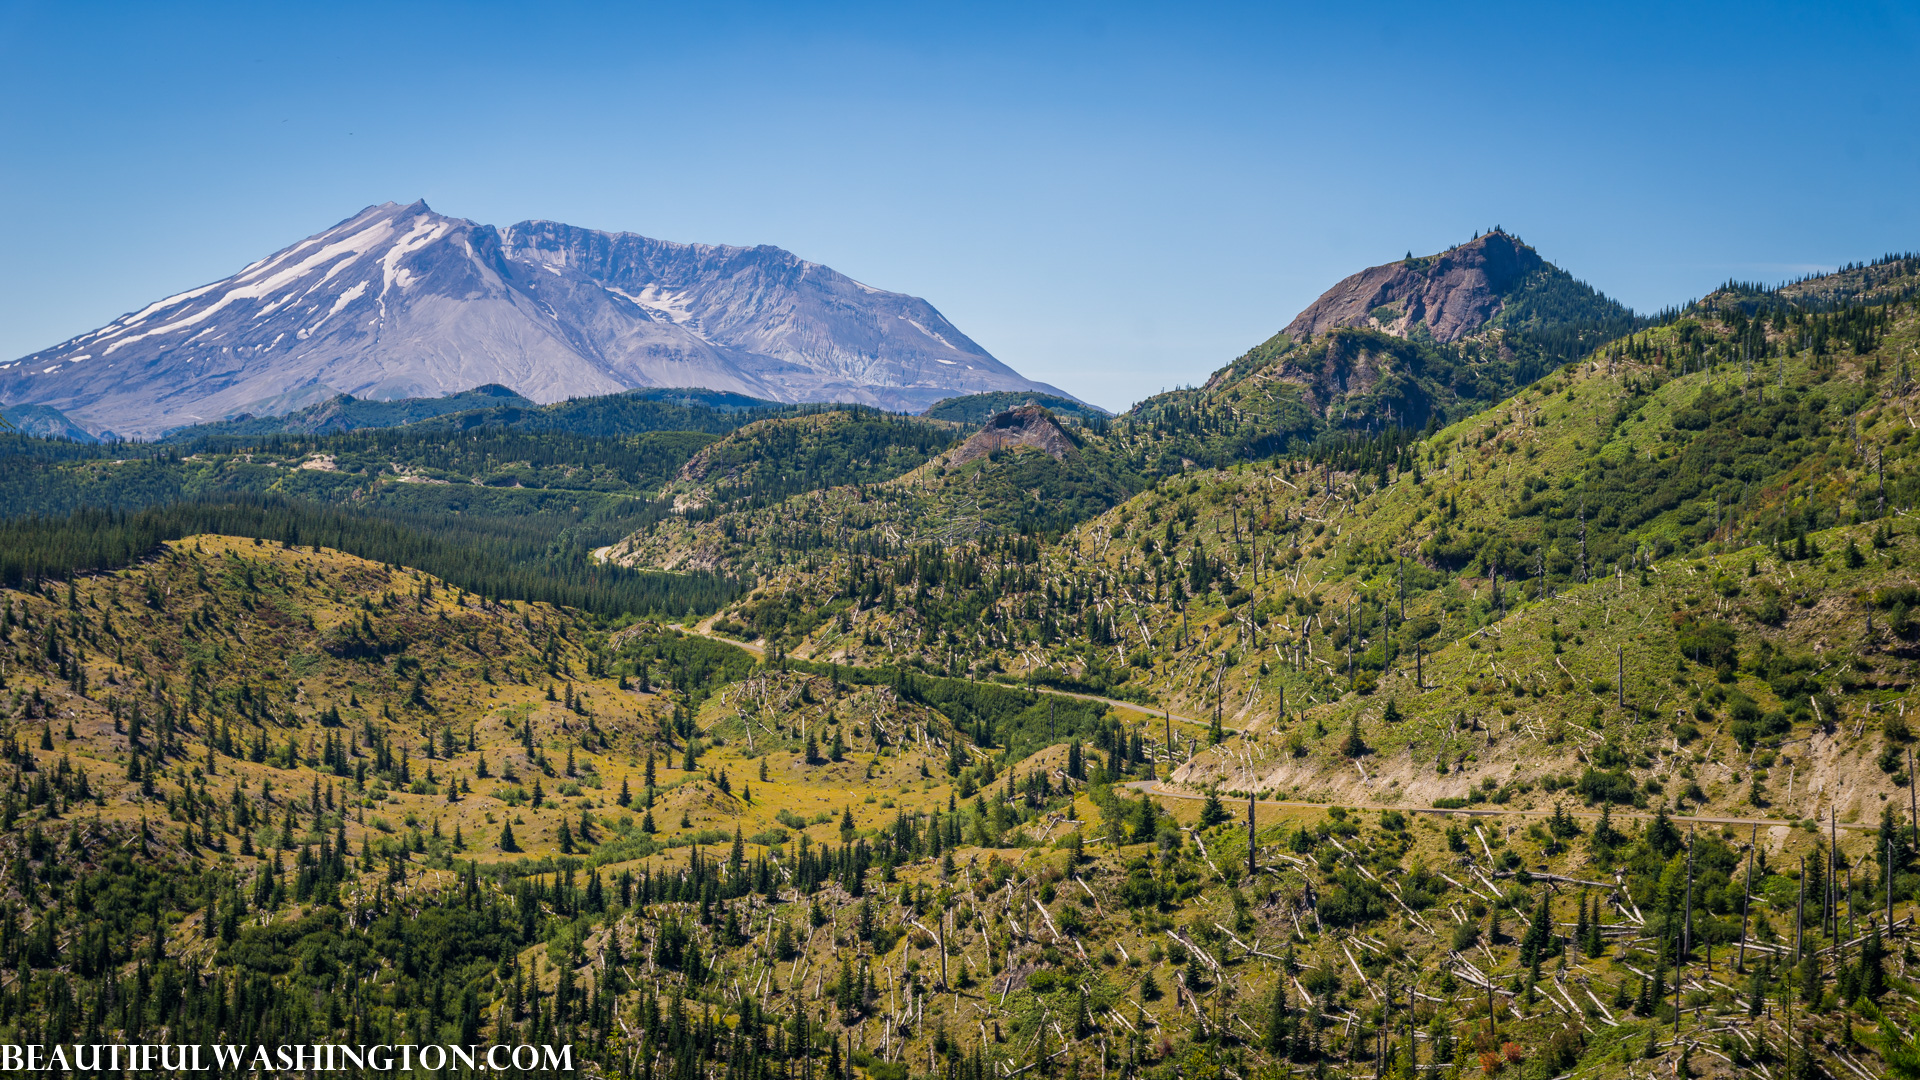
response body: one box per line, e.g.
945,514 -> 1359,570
2,222 -> 1918,1080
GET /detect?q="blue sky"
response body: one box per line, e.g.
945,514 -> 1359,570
2,1 -> 1916,412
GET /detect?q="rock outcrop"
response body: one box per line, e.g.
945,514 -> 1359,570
1282,231 -> 1543,344
945,404 -> 1075,467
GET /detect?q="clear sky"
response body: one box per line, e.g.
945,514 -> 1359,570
2,1 -> 1916,412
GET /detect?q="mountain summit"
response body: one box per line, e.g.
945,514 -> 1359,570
0,202 -> 1065,437
1283,229 -> 1629,344
1172,230 -> 1643,445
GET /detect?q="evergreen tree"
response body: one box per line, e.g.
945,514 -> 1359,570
1520,889 -> 1554,965
1198,789 -> 1229,828
1341,715 -> 1368,757
1264,982 -> 1289,1054
1591,803 -> 1618,851
1799,943 -> 1821,1004
1857,924 -> 1888,1002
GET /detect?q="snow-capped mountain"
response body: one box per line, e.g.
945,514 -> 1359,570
0,202 -> 1063,438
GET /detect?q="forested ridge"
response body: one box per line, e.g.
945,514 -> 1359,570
5,259 -> 1920,1080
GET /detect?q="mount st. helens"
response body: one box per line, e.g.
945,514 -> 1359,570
0,201 -> 1064,438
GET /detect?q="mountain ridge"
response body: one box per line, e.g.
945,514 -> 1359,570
0,201 -> 1067,437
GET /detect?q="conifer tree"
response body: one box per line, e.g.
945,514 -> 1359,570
1264,982 -> 1289,1053
1342,715 -> 1368,757
1199,789 -> 1229,828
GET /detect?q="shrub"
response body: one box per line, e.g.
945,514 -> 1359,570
1576,768 -> 1636,804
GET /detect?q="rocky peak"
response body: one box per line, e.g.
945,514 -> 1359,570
1282,231 -> 1544,345
946,404 -> 1074,467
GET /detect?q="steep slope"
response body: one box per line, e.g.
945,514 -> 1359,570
501,221 -> 1057,411
1712,250 -> 1920,311
1103,232 -> 1646,468
944,404 -> 1076,467
0,202 -> 1064,437
1283,230 -> 1636,346
0,401 -> 95,442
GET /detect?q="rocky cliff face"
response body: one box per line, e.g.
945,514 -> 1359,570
1282,231 -> 1544,344
944,404 -> 1075,467
0,202 -> 1066,438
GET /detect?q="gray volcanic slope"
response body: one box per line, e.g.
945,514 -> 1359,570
0,202 -> 1064,437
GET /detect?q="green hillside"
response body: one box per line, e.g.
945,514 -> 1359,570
924,392 -> 1108,426
162,383 -> 800,442
595,256 -> 1920,1079
4,254 -> 1920,1080
159,383 -> 538,440
0,425 -> 737,617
